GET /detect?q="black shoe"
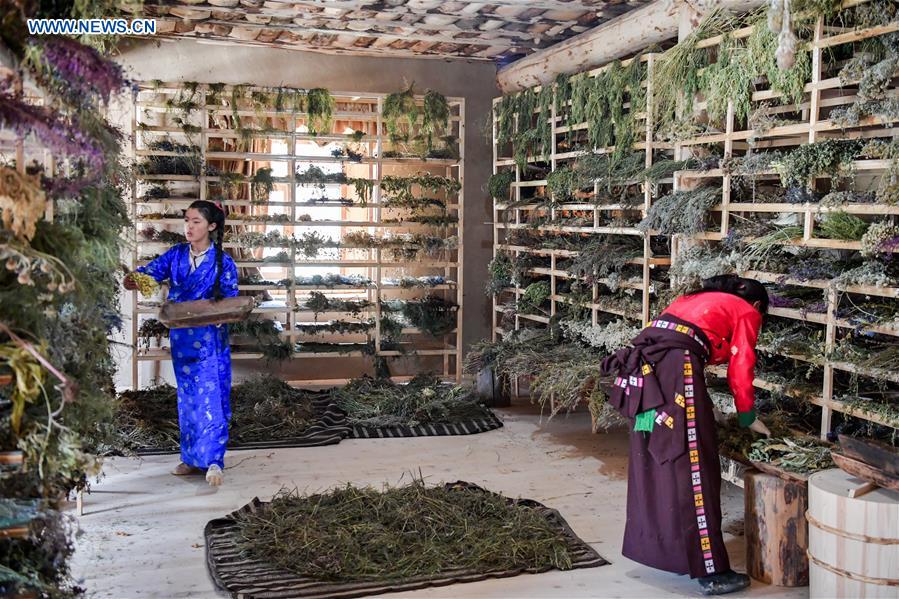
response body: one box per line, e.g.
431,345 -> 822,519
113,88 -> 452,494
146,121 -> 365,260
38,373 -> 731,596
697,570 -> 751,595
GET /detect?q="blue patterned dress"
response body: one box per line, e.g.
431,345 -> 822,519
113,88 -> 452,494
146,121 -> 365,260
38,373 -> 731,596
137,243 -> 239,469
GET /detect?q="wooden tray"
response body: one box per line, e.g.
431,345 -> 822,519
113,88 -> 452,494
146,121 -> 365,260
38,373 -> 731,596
159,296 -> 256,328
838,434 -> 899,477
831,452 -> 899,493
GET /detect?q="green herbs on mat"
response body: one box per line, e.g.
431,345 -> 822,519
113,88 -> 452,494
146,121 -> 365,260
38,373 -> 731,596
231,478 -> 574,583
114,376 -> 318,451
332,375 -> 485,428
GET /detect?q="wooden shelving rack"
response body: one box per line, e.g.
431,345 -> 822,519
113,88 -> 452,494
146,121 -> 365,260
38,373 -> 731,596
492,4 -> 899,445
491,53 -> 673,342
130,83 -> 464,388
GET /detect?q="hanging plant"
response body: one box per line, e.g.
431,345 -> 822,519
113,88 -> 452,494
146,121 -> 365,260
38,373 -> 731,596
486,253 -> 513,296
250,167 -> 274,204
401,295 -> 457,336
347,177 -> 374,206
0,340 -> 47,439
638,187 -> 720,235
304,291 -> 372,319
296,231 -> 338,257
494,94 -> 517,147
381,173 -> 460,204
305,88 -> 334,135
138,139 -> 202,176
653,10 -> 727,138
295,319 -> 375,336
296,165 -> 347,185
206,82 -> 225,106
0,94 -> 106,171
554,73 -> 573,126
0,167 -> 47,241
517,281 -> 551,314
773,139 -> 862,188
488,171 -> 514,201
23,36 -> 127,107
383,83 -> 419,143
567,236 -> 643,283
421,90 -> 450,146
861,221 -> 899,257
817,211 -> 868,240
546,168 -> 575,203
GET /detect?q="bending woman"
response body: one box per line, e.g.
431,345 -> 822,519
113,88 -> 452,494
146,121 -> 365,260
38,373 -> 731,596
600,275 -> 770,595
125,200 -> 238,486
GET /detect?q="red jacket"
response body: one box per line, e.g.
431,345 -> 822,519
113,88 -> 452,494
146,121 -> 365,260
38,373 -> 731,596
662,291 -> 762,424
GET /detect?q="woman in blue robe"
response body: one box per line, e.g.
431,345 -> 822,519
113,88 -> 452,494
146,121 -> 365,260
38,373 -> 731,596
126,200 -> 237,486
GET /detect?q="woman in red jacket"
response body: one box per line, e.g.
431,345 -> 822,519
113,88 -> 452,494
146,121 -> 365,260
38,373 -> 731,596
601,275 -> 770,596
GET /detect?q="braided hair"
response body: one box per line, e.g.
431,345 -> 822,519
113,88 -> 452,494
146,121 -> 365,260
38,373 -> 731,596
693,274 -> 769,316
187,200 -> 227,301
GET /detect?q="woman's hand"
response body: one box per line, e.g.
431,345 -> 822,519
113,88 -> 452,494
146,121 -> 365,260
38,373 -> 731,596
748,419 -> 772,437
123,273 -> 138,290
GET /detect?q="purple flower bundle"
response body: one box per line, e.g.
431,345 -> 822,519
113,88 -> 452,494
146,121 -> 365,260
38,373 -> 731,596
877,235 -> 899,257
768,293 -> 802,309
42,175 -> 95,200
0,94 -> 105,171
28,36 -> 127,105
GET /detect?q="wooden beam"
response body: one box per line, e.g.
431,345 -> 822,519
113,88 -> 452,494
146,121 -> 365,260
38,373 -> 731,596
496,0 -> 765,93
153,16 -> 534,50
148,3 -> 546,42
140,32 -> 504,61
288,0 -> 612,12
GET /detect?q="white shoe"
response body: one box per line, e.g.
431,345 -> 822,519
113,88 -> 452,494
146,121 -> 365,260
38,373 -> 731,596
206,464 -> 224,487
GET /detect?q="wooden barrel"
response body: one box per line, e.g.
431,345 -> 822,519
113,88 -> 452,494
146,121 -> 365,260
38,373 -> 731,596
808,468 -> 899,598
744,469 -> 809,586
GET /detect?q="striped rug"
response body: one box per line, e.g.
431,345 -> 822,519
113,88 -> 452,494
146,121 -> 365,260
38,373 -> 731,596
133,395 -> 350,456
348,410 -> 504,439
205,483 -> 608,599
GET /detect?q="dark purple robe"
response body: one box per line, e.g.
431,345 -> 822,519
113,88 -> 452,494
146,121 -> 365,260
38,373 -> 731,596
601,316 -> 730,578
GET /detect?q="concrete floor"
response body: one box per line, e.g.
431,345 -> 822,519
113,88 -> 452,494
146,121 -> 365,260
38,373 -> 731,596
71,405 -> 807,598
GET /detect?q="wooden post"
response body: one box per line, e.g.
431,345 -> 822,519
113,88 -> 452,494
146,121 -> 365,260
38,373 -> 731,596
744,470 -> 809,587
131,87 -> 140,390
455,99 -> 465,382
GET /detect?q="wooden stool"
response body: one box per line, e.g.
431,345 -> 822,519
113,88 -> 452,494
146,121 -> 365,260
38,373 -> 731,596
744,469 -> 809,587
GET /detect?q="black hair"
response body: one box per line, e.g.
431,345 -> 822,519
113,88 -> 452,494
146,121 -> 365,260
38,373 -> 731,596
187,200 -> 227,300
693,274 -> 769,316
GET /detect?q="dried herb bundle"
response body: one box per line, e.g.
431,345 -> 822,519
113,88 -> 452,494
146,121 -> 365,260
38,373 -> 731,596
566,236 -> 642,283
748,437 -> 833,474
305,88 -> 334,135
638,187 -> 719,235
229,319 -> 293,362
232,478 -> 574,582
488,171 -> 515,201
399,295 -> 457,336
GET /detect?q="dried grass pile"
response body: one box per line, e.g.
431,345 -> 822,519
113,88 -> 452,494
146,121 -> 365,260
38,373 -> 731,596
231,479 -> 575,582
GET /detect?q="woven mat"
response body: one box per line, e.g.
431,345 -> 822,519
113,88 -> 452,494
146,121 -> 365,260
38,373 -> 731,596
205,482 -> 608,599
348,410 -> 504,439
134,395 -> 350,455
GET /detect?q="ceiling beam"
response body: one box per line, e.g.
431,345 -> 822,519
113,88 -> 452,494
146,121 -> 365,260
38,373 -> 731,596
144,5 -> 557,45
496,0 -> 765,93
282,0 -> 611,12
142,33 -> 500,61
153,15 -> 537,50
